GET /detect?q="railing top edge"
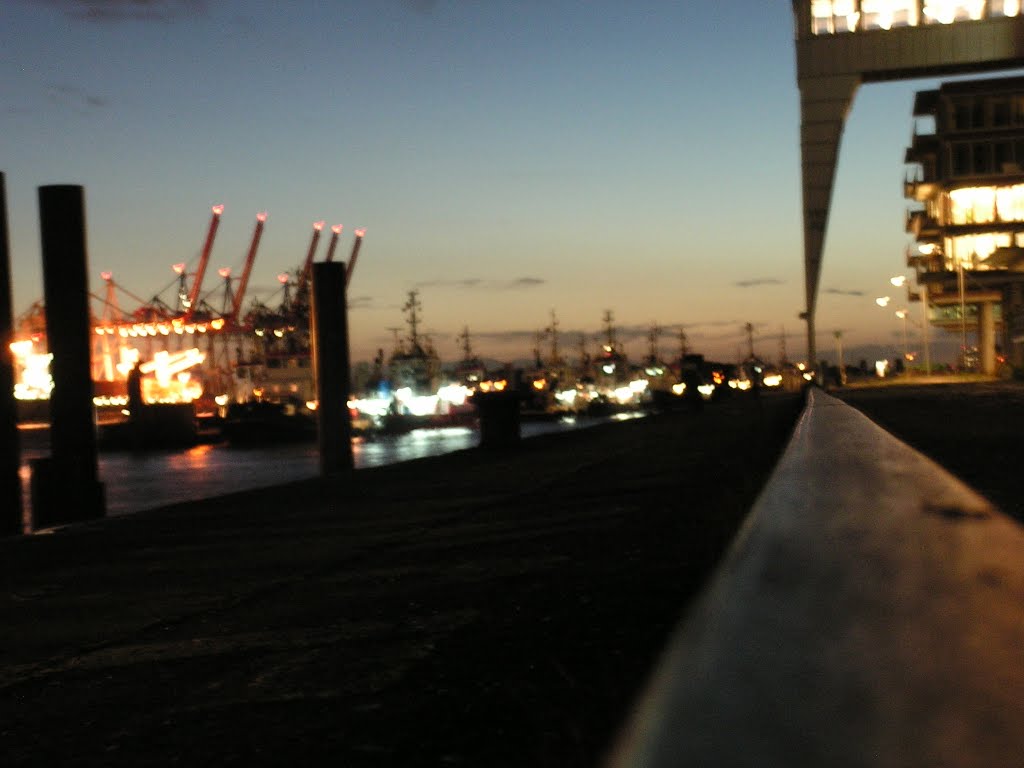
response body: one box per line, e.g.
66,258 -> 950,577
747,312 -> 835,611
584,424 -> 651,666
607,386 -> 1024,768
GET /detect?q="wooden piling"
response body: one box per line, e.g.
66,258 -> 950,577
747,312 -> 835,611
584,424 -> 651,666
311,261 -> 353,477
0,173 -> 22,535
34,185 -> 104,527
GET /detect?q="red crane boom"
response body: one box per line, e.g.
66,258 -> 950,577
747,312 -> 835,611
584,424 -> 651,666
324,224 -> 343,262
295,220 -> 324,303
230,212 -> 266,325
346,228 -> 365,287
184,204 -> 223,321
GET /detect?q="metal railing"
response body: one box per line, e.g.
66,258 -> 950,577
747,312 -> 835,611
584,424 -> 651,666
606,386 -> 1024,767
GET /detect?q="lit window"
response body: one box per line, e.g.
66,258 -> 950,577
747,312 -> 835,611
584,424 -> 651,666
810,0 -> 860,33
949,186 -> 996,224
948,233 -> 1011,267
996,185 -> 1024,221
991,0 -> 1022,17
862,0 -> 919,29
922,0 -> 986,24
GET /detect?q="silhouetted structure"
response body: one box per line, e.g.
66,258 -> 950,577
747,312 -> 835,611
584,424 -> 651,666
0,172 -> 21,536
905,75 -> 1024,373
31,185 -> 105,528
311,261 -> 353,476
793,0 -> 1024,364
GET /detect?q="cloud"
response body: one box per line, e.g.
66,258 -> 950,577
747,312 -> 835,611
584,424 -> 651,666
823,287 -> 866,297
734,278 -> 784,288
414,277 -> 545,291
27,0 -> 208,21
402,0 -> 439,14
45,83 -> 109,112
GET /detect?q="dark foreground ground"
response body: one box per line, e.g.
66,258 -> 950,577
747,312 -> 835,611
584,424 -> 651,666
835,379 -> 1024,523
1,392 -> 802,768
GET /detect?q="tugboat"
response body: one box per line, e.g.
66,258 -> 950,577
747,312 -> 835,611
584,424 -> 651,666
377,290 -> 444,433
588,309 -> 634,415
521,310 -> 575,419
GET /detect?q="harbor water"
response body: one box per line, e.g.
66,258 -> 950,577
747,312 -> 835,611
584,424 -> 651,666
16,412 -> 643,527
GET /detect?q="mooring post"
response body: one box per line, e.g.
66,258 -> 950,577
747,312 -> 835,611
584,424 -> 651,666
33,185 -> 105,528
311,260 -> 353,477
0,173 -> 22,536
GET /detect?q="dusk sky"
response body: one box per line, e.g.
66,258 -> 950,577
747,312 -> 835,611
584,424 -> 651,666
4,0 -> 1021,366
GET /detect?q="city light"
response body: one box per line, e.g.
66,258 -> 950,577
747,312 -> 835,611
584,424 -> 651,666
810,0 -> 1008,34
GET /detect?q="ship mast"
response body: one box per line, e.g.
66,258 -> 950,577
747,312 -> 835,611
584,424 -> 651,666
647,322 -> 660,365
403,290 -> 422,351
602,309 -> 617,352
545,309 -> 562,368
458,325 -> 474,362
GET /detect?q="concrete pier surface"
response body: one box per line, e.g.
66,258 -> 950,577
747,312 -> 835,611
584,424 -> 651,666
1,393 -> 801,767
7,380 -> 1020,767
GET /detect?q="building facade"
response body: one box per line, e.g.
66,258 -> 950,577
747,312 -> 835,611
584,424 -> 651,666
792,0 -> 1024,366
905,75 -> 1024,372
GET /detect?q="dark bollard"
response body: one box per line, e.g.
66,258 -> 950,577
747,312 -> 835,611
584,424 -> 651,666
311,261 -> 353,477
474,389 -> 521,449
34,185 -> 105,528
0,173 -> 22,535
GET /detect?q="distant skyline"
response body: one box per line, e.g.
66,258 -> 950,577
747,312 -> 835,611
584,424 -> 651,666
3,1 -> 1022,366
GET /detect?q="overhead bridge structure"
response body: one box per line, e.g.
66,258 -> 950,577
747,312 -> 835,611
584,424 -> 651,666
793,0 -> 1024,364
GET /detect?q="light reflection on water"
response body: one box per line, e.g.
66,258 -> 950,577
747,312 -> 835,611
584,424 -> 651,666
18,413 -> 642,521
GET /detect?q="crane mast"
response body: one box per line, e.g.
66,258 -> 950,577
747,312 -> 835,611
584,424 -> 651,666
230,212 -> 266,326
184,204 -> 223,322
294,220 -> 325,305
346,228 -> 365,287
324,224 -> 343,263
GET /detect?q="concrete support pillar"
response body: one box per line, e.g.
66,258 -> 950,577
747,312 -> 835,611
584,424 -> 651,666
33,185 -> 105,528
799,74 -> 860,367
311,261 -> 353,478
1005,284 -> 1024,369
0,173 -> 22,536
979,300 -> 996,376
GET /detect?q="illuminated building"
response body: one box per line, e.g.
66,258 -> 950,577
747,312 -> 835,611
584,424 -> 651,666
904,75 -> 1024,371
793,0 -> 1024,364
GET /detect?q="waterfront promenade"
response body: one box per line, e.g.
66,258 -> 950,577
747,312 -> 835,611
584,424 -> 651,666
3,379 -> 1021,767
1,392 -> 802,767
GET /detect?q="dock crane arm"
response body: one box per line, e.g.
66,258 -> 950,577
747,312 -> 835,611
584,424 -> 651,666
230,212 -> 266,325
184,204 -> 223,322
294,221 -> 324,304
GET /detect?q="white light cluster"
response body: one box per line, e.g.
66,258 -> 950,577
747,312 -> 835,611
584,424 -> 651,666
810,0 -> 1015,34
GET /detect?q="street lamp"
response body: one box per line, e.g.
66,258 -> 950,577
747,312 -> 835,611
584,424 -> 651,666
895,309 -> 910,373
834,330 -> 846,385
890,275 -> 931,376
